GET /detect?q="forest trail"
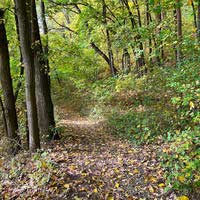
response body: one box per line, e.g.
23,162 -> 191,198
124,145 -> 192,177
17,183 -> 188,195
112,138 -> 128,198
1,109 -> 176,200
43,108 -> 175,200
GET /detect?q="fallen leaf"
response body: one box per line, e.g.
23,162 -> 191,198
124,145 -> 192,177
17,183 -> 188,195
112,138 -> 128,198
64,184 -> 70,189
115,182 -> 120,188
177,196 -> 189,200
93,188 -> 98,193
178,176 -> 185,183
133,169 -> 139,174
158,183 -> 165,187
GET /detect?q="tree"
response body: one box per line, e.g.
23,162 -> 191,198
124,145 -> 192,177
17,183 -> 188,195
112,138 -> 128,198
122,0 -> 145,77
197,0 -> 200,41
0,8 -> 21,154
30,0 -> 58,140
40,0 -> 59,139
175,0 -> 183,63
102,0 -> 117,76
14,0 -> 40,151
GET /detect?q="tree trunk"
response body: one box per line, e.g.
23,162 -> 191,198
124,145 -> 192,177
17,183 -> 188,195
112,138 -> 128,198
31,0 -> 58,140
197,0 -> 200,41
191,1 -> 197,29
0,9 -> 21,154
0,96 -> 8,136
123,0 -> 145,77
14,0 -> 40,151
176,0 -> 183,63
122,48 -> 131,74
14,5 -> 24,102
155,1 -> 164,63
102,0 -> 117,77
146,1 -> 153,67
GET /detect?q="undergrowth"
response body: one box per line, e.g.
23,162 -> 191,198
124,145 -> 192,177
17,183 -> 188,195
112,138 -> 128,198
51,59 -> 200,196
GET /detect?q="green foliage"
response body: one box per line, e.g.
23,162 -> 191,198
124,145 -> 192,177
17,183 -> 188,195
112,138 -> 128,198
163,128 -> 200,192
29,151 -> 55,186
108,109 -> 173,144
162,61 -> 200,192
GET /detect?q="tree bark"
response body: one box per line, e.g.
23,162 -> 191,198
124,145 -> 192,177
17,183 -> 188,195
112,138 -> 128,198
14,0 -> 40,151
191,1 -> 197,29
123,0 -> 145,77
146,1 -> 153,66
0,9 -> 21,154
122,48 -> 131,74
0,96 -> 8,136
14,4 -> 24,102
197,0 -> 200,41
102,0 -> 117,77
31,0 -> 58,140
176,0 -> 183,63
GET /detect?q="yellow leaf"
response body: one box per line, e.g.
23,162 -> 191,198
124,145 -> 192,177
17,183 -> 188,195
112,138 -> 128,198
133,169 -> 139,174
189,101 -> 195,110
64,184 -> 70,189
158,183 -> 165,187
115,182 -> 120,188
93,188 -> 98,193
107,196 -> 114,200
114,168 -> 120,173
177,195 -> 189,200
41,160 -> 47,168
149,186 -> 154,193
178,176 -> 185,183
188,0 -> 193,5
82,172 -> 87,176
185,173 -> 191,178
150,176 -> 157,183
68,165 -> 76,171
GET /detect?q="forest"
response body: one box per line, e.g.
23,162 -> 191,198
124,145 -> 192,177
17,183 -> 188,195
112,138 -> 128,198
0,0 -> 199,199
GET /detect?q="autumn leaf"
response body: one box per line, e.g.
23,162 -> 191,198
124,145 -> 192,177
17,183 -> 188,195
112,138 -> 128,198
148,185 -> 154,193
158,183 -> 165,187
187,0 -> 193,5
107,196 -> 114,200
177,196 -> 189,200
115,182 -> 120,188
133,169 -> 139,174
93,188 -> 98,193
189,101 -> 195,110
64,184 -> 70,189
178,176 -> 185,183
149,176 -> 157,183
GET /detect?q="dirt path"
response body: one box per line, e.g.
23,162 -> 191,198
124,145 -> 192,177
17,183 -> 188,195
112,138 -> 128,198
0,112 -> 176,200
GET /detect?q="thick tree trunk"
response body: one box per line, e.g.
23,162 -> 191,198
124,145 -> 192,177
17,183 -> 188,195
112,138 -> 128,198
14,0 -> 40,151
31,0 -> 58,140
0,9 -> 21,154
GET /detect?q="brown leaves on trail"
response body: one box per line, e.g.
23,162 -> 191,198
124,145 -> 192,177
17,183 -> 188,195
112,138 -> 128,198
0,117 -> 176,199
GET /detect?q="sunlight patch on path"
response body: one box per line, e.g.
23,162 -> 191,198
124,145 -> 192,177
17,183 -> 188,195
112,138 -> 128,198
59,119 -> 105,127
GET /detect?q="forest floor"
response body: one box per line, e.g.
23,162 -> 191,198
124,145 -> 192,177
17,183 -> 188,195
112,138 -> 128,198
0,108 -> 178,200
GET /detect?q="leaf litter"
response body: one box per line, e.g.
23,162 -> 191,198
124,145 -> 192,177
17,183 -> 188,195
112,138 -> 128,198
0,114 -> 179,199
